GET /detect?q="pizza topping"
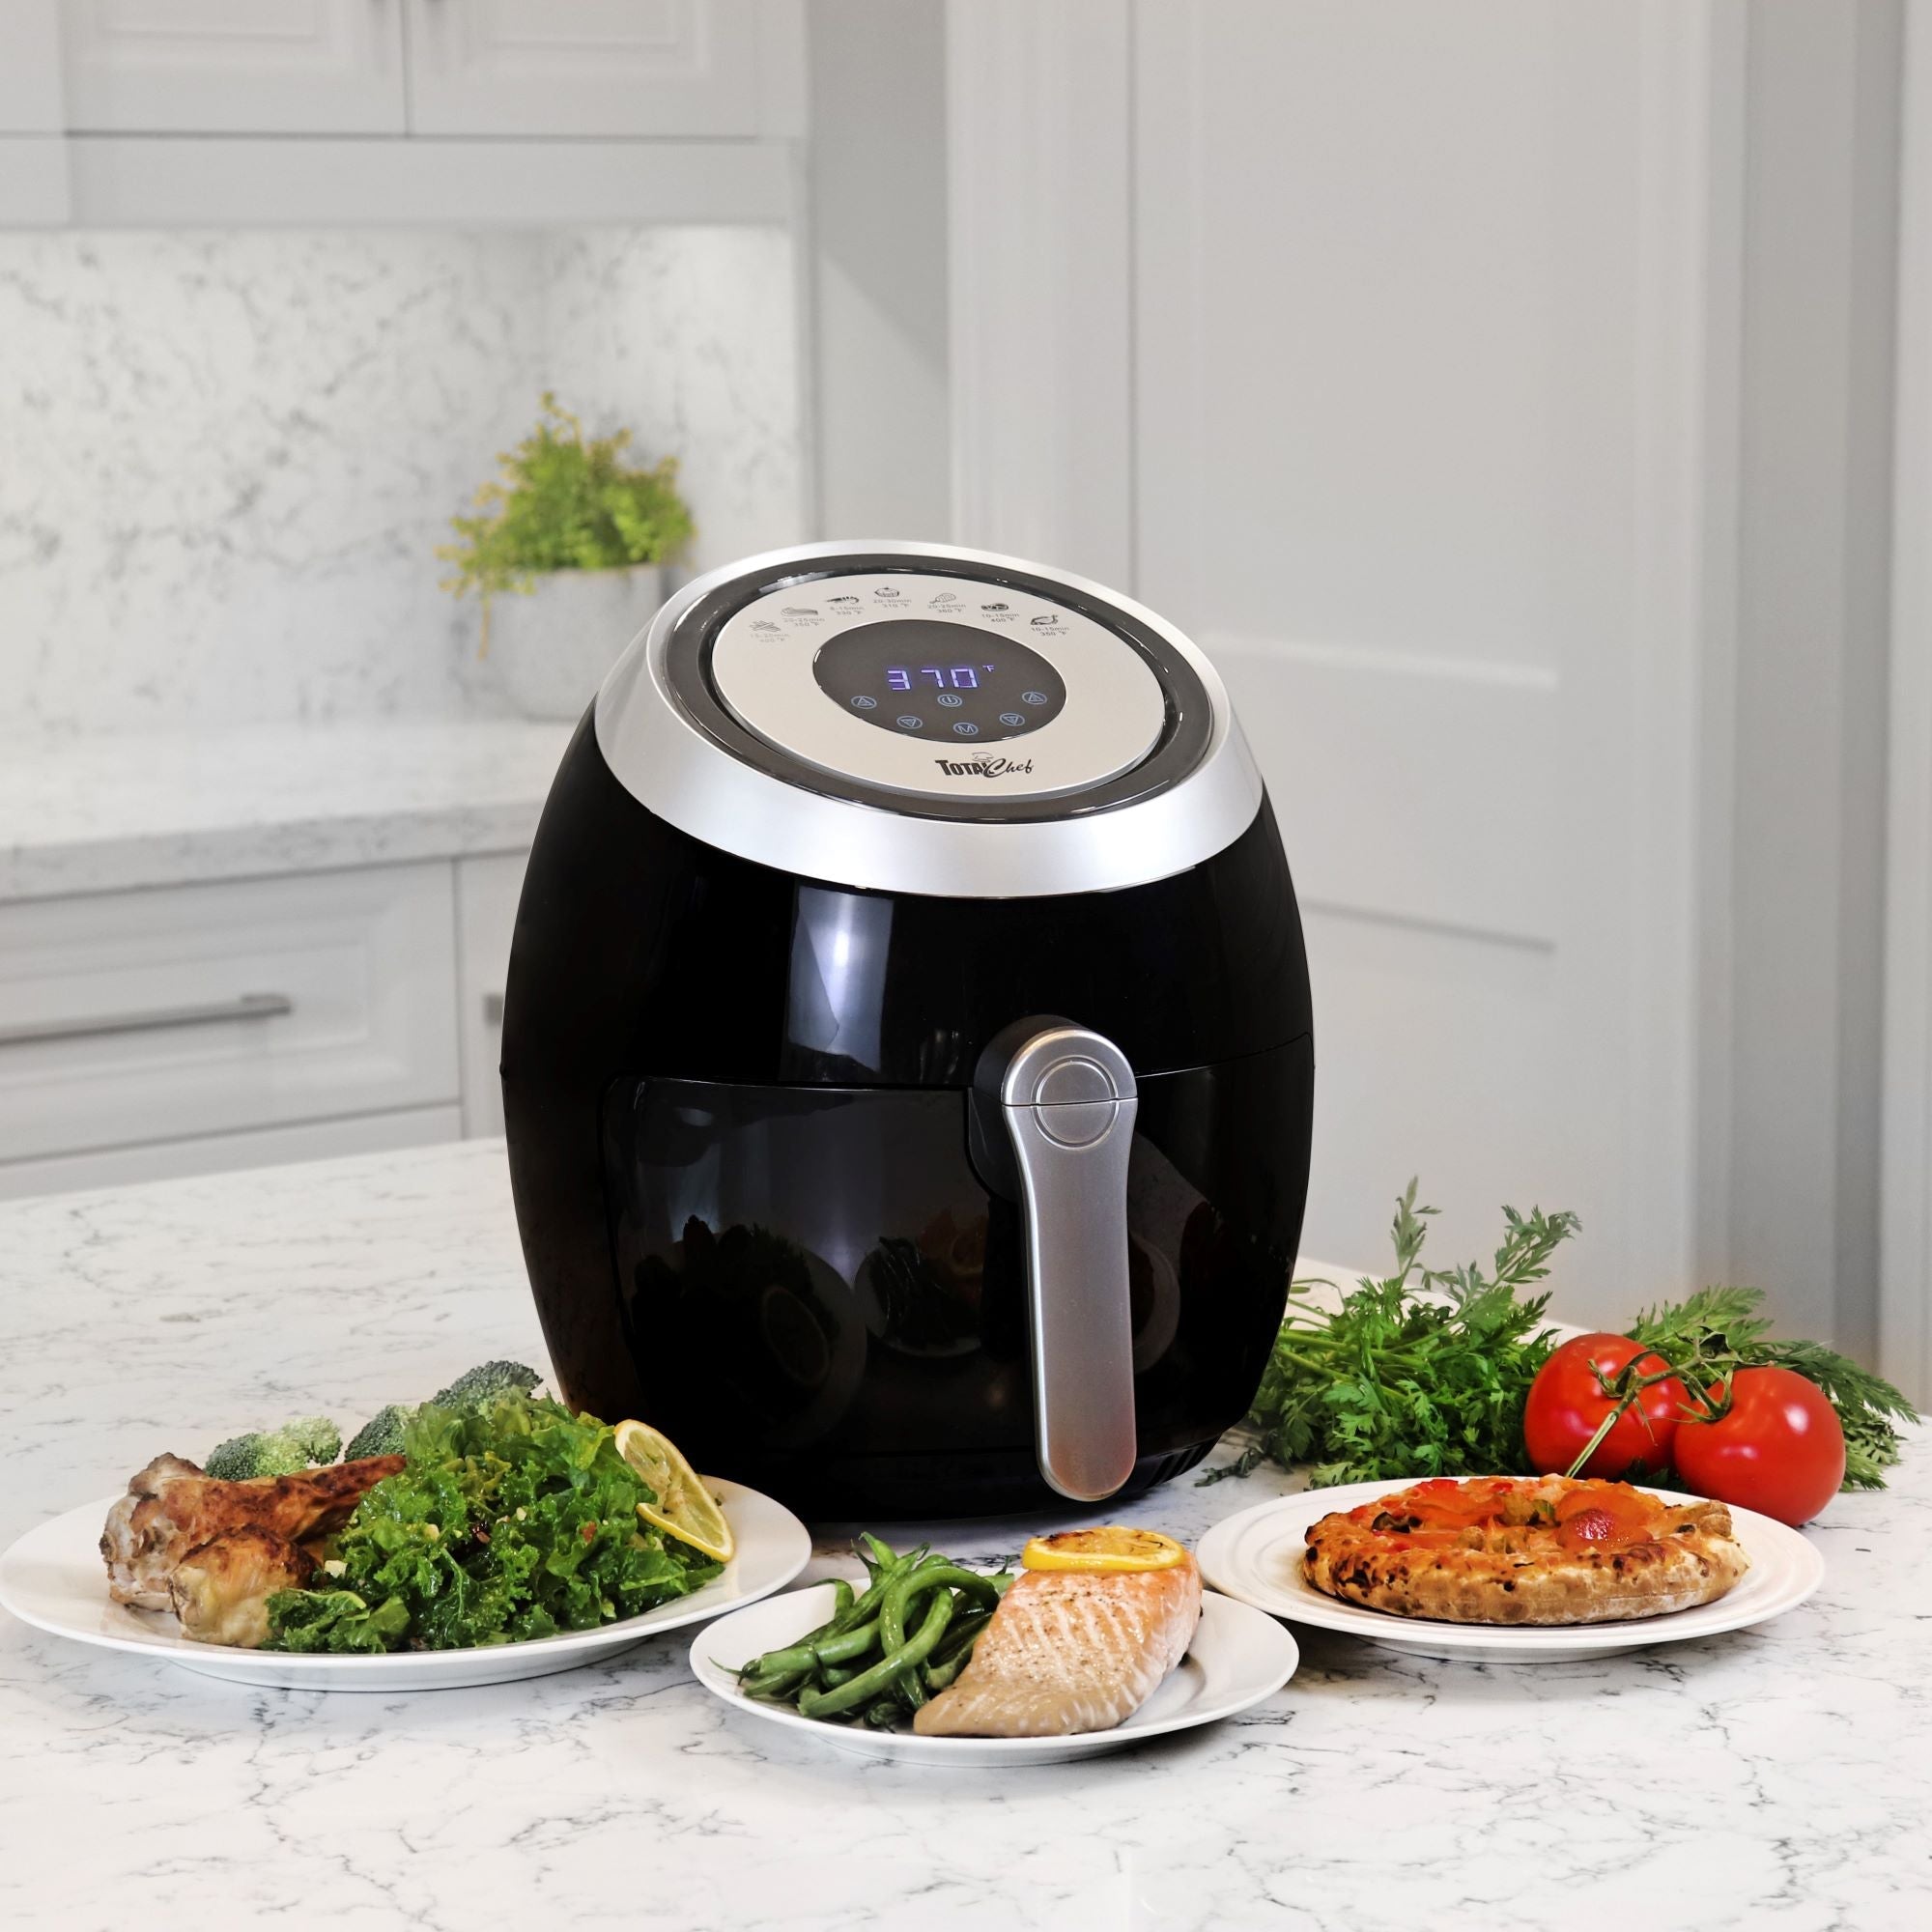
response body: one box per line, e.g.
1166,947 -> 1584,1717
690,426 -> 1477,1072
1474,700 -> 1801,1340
1343,1476 -> 1673,1557
1558,1506 -> 1615,1546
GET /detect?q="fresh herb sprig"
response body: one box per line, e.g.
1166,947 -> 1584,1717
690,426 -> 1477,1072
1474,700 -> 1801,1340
1201,1181 -> 1576,1488
1626,1286 -> 1917,1489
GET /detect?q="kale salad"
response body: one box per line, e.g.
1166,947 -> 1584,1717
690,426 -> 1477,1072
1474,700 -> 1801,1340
264,1386 -> 723,1654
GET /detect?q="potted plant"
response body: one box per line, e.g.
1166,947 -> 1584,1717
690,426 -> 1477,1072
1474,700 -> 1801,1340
440,393 -> 695,720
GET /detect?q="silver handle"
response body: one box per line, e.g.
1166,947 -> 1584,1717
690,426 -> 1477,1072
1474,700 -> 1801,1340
1000,1024 -> 1140,1503
0,991 -> 294,1049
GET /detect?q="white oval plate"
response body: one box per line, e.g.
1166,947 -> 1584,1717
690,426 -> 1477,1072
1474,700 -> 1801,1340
690,1578 -> 1299,1765
1197,1479 -> 1827,1662
0,1478 -> 810,1691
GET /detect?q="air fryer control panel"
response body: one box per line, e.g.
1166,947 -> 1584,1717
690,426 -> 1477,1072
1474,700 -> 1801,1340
706,572 -> 1168,804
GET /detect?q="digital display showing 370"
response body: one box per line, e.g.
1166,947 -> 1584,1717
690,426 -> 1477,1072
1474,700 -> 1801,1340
811,619 -> 1067,745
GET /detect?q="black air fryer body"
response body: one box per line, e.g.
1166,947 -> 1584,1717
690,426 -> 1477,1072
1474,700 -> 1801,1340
503,543 -> 1313,1519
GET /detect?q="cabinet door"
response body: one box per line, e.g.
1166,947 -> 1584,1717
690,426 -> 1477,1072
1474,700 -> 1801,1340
59,0 -> 408,134
0,0 -> 62,131
0,864 -> 459,1163
455,851 -> 527,1139
403,0 -> 766,137
1129,1 -> 1710,1324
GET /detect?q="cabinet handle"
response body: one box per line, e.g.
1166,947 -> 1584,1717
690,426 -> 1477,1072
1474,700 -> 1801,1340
0,991 -> 295,1049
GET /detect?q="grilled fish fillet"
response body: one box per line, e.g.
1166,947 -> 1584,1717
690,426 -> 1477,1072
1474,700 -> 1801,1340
913,1555 -> 1202,1738
100,1452 -> 403,1609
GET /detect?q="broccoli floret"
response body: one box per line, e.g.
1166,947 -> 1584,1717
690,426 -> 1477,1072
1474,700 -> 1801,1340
344,1404 -> 414,1461
431,1361 -> 542,1411
203,1414 -> 342,1481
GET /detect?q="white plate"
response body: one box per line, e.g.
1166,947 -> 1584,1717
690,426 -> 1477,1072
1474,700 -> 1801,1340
0,1478 -> 810,1690
1197,1478 -> 1827,1662
690,1579 -> 1299,1765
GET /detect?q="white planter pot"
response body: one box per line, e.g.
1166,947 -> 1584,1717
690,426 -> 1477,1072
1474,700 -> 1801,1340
484,565 -> 665,722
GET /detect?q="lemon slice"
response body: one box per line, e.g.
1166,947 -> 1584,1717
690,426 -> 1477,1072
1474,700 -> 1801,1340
613,1420 -> 735,1563
1020,1526 -> 1187,1574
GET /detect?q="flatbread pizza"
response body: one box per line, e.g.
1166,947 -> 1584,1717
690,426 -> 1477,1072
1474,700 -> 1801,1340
1302,1475 -> 1749,1626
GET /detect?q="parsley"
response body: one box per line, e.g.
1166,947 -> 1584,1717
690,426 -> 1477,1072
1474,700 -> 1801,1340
1627,1286 -> 1917,1490
1201,1180 -> 1575,1488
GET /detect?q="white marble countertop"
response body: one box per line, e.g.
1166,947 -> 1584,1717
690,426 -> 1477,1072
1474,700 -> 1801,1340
0,1141 -> 1926,1931
0,719 -> 577,902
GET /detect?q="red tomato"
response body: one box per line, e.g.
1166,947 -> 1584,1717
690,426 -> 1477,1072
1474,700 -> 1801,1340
1523,1332 -> 1688,1479
1672,1365 -> 1845,1526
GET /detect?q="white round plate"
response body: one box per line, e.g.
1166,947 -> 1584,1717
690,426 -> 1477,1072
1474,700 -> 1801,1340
0,1479 -> 810,1691
1197,1478 -> 1827,1663
690,1579 -> 1299,1765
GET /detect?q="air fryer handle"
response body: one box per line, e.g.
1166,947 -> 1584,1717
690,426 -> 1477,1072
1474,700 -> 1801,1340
987,1021 -> 1140,1503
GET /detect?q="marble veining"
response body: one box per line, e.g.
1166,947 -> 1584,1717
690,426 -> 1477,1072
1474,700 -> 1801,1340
0,1141 -> 1925,1930
0,718 -> 575,901
0,228 -> 803,735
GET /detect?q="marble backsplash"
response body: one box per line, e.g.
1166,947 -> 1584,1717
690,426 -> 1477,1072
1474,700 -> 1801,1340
0,227 -> 803,733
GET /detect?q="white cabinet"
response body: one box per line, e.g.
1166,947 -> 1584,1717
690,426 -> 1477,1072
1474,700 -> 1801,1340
454,850 -> 527,1139
0,863 -> 460,1179
5,0 -> 801,227
0,849 -> 530,1198
405,0 -> 766,137
0,1 -> 64,131
0,0 -> 66,219
58,0 -> 408,134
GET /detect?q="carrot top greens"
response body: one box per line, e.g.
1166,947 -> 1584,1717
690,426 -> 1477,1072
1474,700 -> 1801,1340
1201,1182 -> 1572,1489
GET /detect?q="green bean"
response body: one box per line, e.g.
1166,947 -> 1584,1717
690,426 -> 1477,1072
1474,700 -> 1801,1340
919,1607 -> 994,1692
863,1695 -> 900,1727
797,1591 -> 954,1719
743,1668 -> 810,1702
921,1652 -> 968,1694
929,1605 -> 994,1662
798,1549 -> 926,1653
740,1557 -> 922,1684
872,1559 -> 983,1700
740,1615 -> 882,1688
879,1565 -> 1006,1653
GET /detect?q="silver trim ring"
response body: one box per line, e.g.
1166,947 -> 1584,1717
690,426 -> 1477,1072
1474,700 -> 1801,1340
592,540 -> 1265,901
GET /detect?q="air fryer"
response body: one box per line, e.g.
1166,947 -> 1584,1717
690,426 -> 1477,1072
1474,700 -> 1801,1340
501,541 -> 1313,1519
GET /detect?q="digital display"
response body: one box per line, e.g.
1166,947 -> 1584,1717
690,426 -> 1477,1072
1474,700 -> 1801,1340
811,619 -> 1067,744
886,666 -> 980,692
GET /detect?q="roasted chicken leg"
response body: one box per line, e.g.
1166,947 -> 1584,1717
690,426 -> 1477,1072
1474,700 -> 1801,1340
100,1452 -> 403,1610
168,1525 -> 319,1647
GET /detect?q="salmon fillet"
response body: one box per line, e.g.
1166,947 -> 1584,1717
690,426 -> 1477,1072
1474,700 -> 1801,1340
913,1556 -> 1202,1738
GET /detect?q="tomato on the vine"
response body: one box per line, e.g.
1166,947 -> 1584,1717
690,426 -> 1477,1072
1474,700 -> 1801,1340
1671,1365 -> 1844,1526
1522,1332 -> 1688,1479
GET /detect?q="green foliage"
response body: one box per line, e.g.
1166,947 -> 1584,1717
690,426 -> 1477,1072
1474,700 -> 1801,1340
439,393 -> 694,603
343,1364 -> 543,1463
264,1588 -> 411,1655
431,1360 -> 542,1411
1200,1180 -> 1575,1488
1627,1285 -> 1917,1491
203,1414 -> 342,1481
344,1404 -> 413,1462
265,1391 -> 721,1653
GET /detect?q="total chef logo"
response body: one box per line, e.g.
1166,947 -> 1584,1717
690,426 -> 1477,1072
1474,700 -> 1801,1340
934,755 -> 1035,779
